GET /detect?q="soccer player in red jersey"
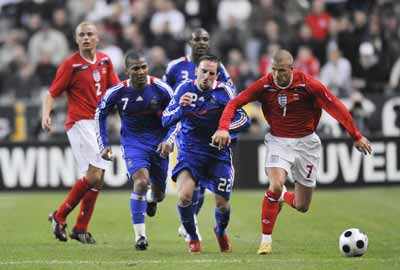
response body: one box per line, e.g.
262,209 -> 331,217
41,21 -> 120,244
211,49 -> 372,254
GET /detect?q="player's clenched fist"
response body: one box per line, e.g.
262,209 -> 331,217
179,93 -> 194,107
156,141 -> 174,158
211,129 -> 231,149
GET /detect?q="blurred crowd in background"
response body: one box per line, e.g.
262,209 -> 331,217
0,0 -> 399,142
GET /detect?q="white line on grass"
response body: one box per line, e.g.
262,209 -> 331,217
0,258 -> 398,265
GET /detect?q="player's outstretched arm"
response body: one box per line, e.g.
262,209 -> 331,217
354,136 -> 373,155
41,93 -> 55,132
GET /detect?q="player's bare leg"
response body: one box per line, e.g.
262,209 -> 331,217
176,170 -> 201,253
130,168 -> 150,250
258,167 -> 286,255
214,194 -> 232,252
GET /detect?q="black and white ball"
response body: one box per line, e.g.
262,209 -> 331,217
339,228 -> 368,257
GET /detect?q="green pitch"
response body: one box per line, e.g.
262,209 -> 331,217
0,188 -> 399,270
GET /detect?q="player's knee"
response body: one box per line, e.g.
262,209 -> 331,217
86,174 -> 103,189
269,182 -> 284,194
178,193 -> 193,206
133,178 -> 148,193
215,196 -> 229,210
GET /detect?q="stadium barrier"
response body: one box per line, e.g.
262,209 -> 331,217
0,137 -> 399,191
234,137 -> 400,189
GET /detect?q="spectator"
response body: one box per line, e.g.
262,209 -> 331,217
305,0 -> 331,42
27,21 -> 69,66
320,46 -> 352,97
217,0 -> 252,29
294,46 -> 320,78
147,46 -> 168,79
150,0 -> 185,38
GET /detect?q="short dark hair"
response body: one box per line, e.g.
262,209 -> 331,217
197,54 -> 219,66
124,50 -> 145,68
191,27 -> 209,38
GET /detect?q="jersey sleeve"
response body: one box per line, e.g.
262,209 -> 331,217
48,59 -> 73,98
107,59 -> 121,87
308,77 -> 362,141
218,76 -> 267,130
229,108 -> 250,136
161,81 -> 187,128
217,83 -> 250,135
95,84 -> 122,151
163,61 -> 176,88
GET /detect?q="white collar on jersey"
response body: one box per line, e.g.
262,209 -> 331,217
79,52 -> 97,64
273,73 -> 294,90
126,76 -> 151,89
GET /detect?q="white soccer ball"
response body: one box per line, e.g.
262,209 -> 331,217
339,228 -> 368,257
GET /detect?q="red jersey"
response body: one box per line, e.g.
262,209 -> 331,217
49,51 -> 120,130
219,70 -> 362,141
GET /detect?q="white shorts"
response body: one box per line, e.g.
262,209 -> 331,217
67,119 -> 109,177
264,133 -> 322,188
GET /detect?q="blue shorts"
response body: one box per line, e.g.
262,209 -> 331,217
172,151 -> 234,200
123,145 -> 168,192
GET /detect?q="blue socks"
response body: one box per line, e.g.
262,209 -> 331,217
194,187 -> 205,215
215,207 -> 230,237
130,192 -> 147,224
177,203 -> 198,240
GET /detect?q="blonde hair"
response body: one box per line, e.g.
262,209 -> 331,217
75,21 -> 97,36
272,49 -> 294,66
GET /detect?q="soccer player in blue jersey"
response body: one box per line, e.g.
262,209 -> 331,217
164,28 -> 235,240
162,55 -> 250,253
164,28 -> 233,89
96,50 -> 177,251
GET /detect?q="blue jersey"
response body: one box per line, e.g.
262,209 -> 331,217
96,76 -> 178,152
163,55 -> 234,91
162,80 -> 249,161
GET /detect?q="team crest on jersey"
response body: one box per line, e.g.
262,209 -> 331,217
92,70 -> 101,82
277,94 -> 287,108
150,98 -> 160,109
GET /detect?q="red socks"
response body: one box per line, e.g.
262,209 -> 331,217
74,188 -> 100,232
261,190 -> 281,234
55,177 -> 90,224
283,191 -> 296,208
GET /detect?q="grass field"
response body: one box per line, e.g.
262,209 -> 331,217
0,188 -> 399,270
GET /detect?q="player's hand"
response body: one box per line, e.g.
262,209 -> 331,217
179,93 -> 193,107
41,115 -> 52,132
157,141 -> 173,158
211,129 -> 231,150
101,147 -> 113,161
354,136 -> 373,155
